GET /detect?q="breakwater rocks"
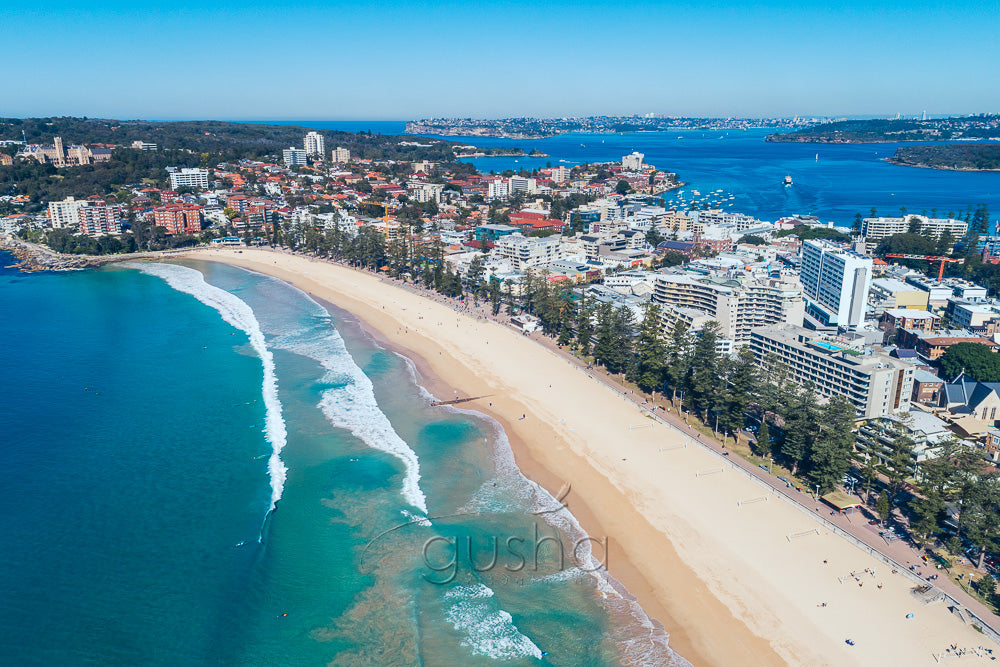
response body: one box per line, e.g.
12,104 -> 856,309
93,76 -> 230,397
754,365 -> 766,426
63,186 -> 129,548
0,235 -> 177,272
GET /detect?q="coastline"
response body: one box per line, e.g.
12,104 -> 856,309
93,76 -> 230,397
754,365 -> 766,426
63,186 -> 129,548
176,247 -> 999,666
884,158 -> 1000,172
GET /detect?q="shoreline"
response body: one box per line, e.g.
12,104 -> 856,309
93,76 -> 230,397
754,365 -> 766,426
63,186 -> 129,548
176,247 -> 999,666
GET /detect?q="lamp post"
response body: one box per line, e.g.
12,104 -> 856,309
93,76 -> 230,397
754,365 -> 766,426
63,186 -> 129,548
814,484 -> 820,500
768,456 -> 773,474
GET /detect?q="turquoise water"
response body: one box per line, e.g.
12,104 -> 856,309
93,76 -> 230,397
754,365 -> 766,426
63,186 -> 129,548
1,253 -> 679,665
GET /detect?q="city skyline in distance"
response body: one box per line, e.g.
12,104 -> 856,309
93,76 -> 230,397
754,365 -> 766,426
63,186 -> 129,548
3,0 -> 997,121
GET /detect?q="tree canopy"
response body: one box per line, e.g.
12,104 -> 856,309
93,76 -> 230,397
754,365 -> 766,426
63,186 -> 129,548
939,342 -> 1000,382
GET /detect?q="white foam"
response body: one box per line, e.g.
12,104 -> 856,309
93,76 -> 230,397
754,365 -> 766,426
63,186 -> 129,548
129,262 -> 288,512
269,306 -> 428,514
401,508 -> 432,527
443,584 -> 543,660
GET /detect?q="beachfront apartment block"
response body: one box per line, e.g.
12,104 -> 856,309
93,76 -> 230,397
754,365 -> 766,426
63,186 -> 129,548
303,131 -> 325,157
282,147 -> 308,167
332,146 -> 351,163
861,215 -> 968,252
800,239 -> 872,330
494,234 -> 566,270
153,203 -> 204,235
749,324 -> 914,419
652,273 -> 805,348
47,196 -> 88,228
77,204 -> 123,236
168,168 -> 210,190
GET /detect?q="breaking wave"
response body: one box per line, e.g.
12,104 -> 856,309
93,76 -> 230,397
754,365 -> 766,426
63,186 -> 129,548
130,262 -> 288,512
443,584 -> 543,660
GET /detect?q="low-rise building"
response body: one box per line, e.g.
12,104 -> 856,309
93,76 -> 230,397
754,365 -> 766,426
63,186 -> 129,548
881,308 -> 938,333
897,329 -> 998,361
855,409 -> 955,473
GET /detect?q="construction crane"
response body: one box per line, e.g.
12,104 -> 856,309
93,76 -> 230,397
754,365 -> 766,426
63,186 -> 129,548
360,199 -> 391,222
883,254 -> 964,281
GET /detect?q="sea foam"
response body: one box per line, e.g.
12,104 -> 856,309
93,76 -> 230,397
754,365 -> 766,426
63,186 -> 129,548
443,584 -> 543,660
270,302 -> 428,515
129,263 -> 288,512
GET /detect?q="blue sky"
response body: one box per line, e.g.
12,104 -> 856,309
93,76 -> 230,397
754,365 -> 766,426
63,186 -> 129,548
2,0 -> 997,120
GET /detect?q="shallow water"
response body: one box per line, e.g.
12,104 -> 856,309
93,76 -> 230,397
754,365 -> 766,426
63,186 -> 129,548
1,253 -> 686,665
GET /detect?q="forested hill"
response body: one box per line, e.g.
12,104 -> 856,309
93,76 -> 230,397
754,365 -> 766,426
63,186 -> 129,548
889,144 -> 1000,171
0,117 -> 460,162
766,115 -> 1000,143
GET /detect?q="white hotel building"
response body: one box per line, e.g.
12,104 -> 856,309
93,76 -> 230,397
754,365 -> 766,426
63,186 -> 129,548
800,239 -> 872,330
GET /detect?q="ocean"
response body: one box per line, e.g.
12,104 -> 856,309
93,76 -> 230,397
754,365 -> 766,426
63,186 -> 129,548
257,120 -> 1000,228
0,253 -> 681,665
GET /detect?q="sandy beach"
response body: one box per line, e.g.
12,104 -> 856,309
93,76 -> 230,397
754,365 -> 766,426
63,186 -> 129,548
181,246 -> 999,666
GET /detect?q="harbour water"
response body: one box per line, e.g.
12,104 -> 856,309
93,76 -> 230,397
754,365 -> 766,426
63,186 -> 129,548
0,253 -> 681,665
268,120 -> 1000,228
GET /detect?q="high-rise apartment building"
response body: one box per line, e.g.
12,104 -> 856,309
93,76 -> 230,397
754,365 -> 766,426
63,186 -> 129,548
332,146 -> 351,163
169,168 -> 210,190
77,204 -> 123,236
153,204 -> 204,235
800,239 -> 872,330
622,152 -> 644,171
47,196 -> 88,228
303,131 -> 325,157
283,147 -> 308,166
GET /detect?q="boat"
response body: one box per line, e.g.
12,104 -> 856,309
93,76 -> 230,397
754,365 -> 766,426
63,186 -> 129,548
783,175 -> 793,186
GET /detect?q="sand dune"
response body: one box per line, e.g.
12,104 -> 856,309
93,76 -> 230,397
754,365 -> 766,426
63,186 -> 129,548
182,247 -> 999,666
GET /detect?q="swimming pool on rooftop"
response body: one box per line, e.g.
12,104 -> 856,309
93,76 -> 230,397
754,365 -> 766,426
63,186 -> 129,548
813,341 -> 844,352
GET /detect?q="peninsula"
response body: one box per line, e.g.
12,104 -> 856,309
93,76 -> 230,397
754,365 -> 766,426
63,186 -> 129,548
766,115 -> 1000,143
889,144 -> 1000,171
408,115 -> 819,139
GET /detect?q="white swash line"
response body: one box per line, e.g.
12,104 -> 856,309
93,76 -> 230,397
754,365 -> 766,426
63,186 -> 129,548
129,262 -> 288,513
